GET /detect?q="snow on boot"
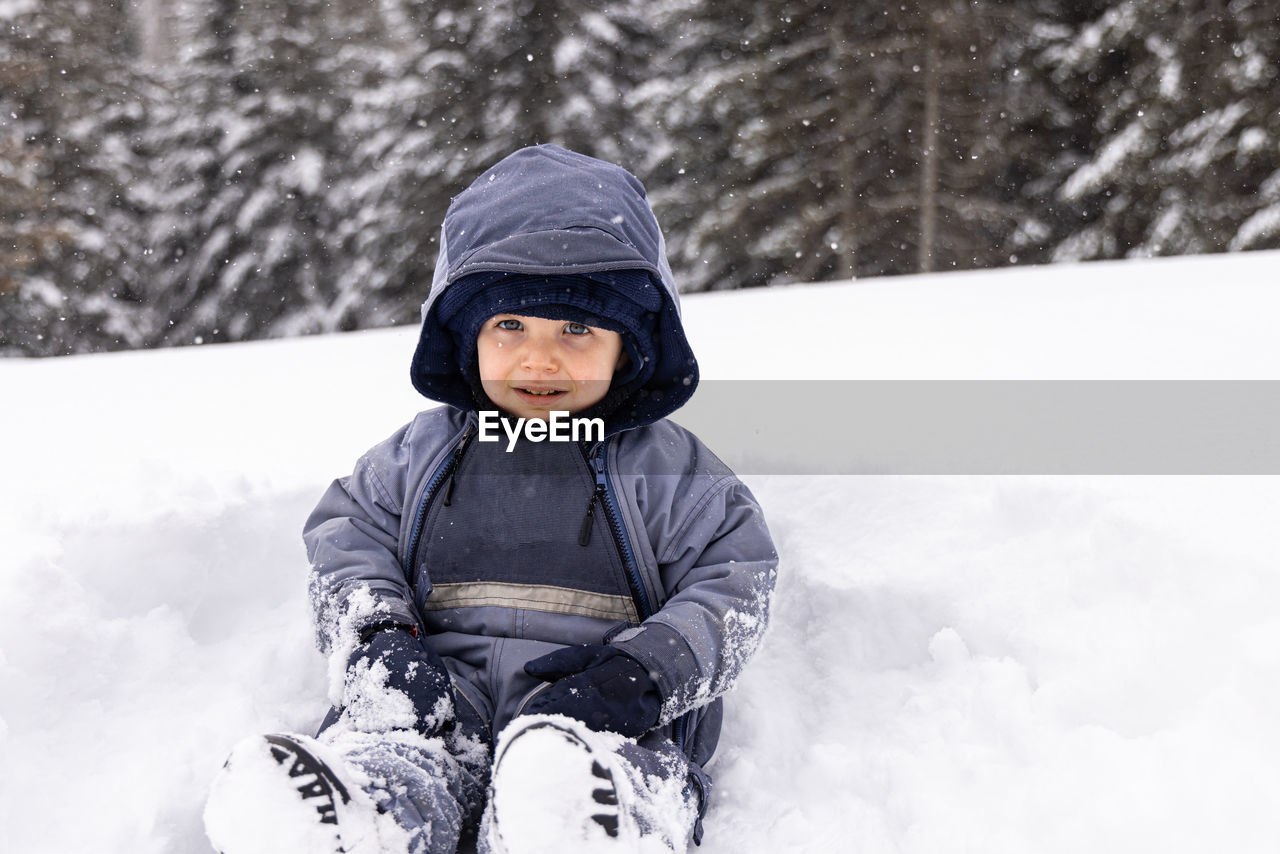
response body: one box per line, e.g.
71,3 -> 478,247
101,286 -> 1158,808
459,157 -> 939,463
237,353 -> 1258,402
204,733 -> 411,854
483,715 -> 687,854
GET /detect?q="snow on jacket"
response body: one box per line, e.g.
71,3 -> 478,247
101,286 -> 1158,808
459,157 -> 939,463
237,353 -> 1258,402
303,145 -> 777,767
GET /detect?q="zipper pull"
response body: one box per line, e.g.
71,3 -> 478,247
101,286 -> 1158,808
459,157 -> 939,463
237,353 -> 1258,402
442,426 -> 475,508
443,469 -> 458,506
579,440 -> 608,545
578,488 -> 600,546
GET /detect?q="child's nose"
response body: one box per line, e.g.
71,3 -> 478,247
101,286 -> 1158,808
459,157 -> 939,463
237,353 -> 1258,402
519,339 -> 559,372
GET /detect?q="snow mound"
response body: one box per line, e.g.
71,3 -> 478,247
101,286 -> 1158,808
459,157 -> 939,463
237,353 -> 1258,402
3,254 -> 1280,853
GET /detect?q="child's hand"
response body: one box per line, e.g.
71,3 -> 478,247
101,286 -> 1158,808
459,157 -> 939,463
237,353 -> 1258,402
339,623 -> 456,738
522,644 -> 661,738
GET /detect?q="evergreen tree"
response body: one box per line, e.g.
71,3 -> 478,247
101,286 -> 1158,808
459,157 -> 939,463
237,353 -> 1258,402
144,0 -> 358,346
629,1 -> 884,291
630,0 -> 1069,290
317,0 -> 672,334
890,0 -> 1074,274
0,0 -> 152,355
6,0 -> 1278,358
464,0 -> 664,160
1043,0 -> 1280,260
143,0 -> 674,341
315,0 -> 493,335
0,61 -> 59,299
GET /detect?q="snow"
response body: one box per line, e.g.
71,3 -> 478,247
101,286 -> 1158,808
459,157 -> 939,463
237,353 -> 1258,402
205,731 -> 414,854
1165,101 -> 1250,174
1231,203 -> 1280,251
287,148 -> 325,196
488,717 -> 689,853
1059,119 -> 1148,201
1238,126 -> 1268,155
4,251 -> 1280,852
0,0 -> 36,21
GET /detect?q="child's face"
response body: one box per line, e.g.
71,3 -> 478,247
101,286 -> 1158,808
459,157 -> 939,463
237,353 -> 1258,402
476,313 -> 626,420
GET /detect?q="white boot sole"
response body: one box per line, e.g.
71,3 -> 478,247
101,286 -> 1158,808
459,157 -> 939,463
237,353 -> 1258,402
204,733 -> 401,854
486,715 -> 660,854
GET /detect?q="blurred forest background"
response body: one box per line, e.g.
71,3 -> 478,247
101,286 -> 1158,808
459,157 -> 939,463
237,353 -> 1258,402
2,0 -> 1278,356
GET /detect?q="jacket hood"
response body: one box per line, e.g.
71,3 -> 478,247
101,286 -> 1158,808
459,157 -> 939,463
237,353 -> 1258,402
411,144 -> 699,430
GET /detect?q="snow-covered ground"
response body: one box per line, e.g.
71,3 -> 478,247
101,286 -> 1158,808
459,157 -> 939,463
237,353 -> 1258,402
3,252 -> 1280,853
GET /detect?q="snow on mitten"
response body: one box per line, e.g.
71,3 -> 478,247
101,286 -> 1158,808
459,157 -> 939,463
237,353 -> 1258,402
341,622 -> 455,738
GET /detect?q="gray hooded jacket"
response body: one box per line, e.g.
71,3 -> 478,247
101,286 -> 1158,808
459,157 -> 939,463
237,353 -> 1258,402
304,146 -> 777,769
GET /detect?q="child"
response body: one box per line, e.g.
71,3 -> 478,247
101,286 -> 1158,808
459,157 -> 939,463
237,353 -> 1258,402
204,144 -> 778,854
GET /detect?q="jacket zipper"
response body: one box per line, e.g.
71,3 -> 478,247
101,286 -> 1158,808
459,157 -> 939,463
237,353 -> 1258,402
404,422 -> 475,588
441,424 -> 473,507
583,441 -> 693,754
578,482 -> 603,547
580,440 -> 653,621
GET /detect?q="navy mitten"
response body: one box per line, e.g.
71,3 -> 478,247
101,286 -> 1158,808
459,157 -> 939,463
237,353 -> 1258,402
342,622 -> 456,738
523,644 -> 662,738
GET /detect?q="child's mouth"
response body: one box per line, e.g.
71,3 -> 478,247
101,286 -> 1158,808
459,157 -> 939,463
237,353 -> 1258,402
514,387 -> 567,402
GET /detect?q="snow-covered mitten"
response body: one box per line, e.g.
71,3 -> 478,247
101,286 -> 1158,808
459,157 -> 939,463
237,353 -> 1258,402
341,621 -> 455,737
522,644 -> 662,738
483,715 -> 695,854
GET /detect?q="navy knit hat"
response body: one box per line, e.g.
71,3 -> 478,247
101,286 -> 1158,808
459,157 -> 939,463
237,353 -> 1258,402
438,270 -> 663,396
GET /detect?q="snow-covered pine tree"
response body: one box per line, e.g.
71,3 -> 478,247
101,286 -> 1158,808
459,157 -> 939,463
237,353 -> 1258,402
1044,0 -> 1280,261
0,49 -> 59,303
145,0 -> 366,347
312,0 -> 674,333
460,0 -> 663,162
850,0 -> 1057,277
312,0 -> 496,336
628,1 -> 889,291
141,0 -> 676,341
1219,0 -> 1280,252
629,0 -> 1067,289
895,0 -> 1078,275
0,0 -> 153,356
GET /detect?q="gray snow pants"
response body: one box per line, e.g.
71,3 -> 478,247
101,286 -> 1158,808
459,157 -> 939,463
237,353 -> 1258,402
318,702 -> 701,854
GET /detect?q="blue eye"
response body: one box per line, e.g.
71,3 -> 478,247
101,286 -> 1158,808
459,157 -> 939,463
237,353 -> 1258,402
496,318 -> 522,331
565,322 -> 590,335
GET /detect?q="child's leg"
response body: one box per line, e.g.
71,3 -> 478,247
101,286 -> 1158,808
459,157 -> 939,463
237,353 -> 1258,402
206,706 -> 491,854
204,731 -> 424,854
481,715 -> 700,854
328,728 -> 488,853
